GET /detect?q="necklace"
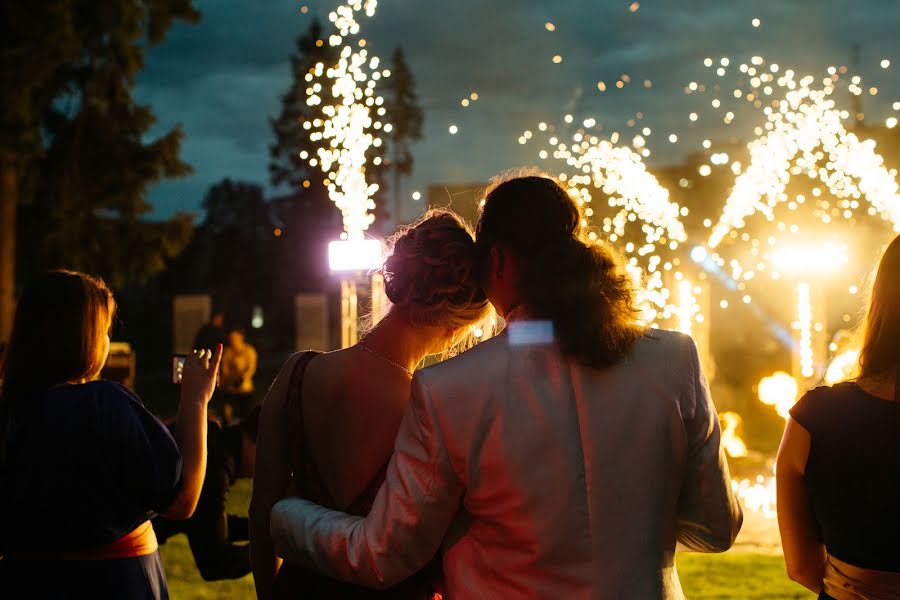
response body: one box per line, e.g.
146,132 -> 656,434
358,342 -> 414,376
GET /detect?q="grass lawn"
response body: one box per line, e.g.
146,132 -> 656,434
159,480 -> 814,599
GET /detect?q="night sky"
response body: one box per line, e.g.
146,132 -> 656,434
137,0 -> 900,220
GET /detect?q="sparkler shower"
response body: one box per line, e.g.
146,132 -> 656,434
303,0 -> 387,241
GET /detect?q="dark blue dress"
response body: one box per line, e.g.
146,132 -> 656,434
0,380 -> 183,599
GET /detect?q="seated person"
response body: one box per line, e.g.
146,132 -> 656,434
154,407 -> 259,581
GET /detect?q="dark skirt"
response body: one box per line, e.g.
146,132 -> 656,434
1,551 -> 169,599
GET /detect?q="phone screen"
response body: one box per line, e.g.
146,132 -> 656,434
172,355 -> 186,384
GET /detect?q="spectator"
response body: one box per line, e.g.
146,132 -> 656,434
0,270 -> 221,599
220,327 -> 258,423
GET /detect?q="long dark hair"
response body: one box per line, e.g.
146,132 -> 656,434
476,174 -> 642,368
858,234 -> 900,392
0,270 -> 115,413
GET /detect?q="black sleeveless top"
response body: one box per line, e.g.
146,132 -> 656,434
790,382 -> 900,572
272,352 -> 437,599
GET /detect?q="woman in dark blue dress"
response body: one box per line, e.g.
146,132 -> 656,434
777,234 -> 900,599
0,270 -> 222,599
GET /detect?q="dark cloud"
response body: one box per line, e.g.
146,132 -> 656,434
138,0 -> 900,219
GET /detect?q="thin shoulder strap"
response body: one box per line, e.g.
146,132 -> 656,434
284,351 -> 338,507
287,351 -> 319,397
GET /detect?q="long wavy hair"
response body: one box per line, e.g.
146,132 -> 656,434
475,173 -> 643,368
857,234 -> 900,393
0,270 -> 115,413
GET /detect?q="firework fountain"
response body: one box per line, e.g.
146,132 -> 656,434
303,0 -> 390,345
689,57 -> 900,528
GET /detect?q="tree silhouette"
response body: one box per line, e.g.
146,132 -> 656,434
1,0 -> 200,339
384,46 -> 424,224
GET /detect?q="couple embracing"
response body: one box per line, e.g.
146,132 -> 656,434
250,174 -> 743,599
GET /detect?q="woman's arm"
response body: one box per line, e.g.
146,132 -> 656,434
250,353 -> 302,600
162,346 -> 223,520
776,417 -> 825,593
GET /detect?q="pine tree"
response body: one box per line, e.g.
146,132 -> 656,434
384,46 -> 424,224
269,19 -> 337,193
0,0 -> 201,339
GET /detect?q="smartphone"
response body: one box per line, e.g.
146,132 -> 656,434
172,355 -> 186,384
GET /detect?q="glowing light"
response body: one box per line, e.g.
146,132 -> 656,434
690,246 -> 708,263
411,191 -> 421,201
628,2 -> 640,12
448,124 -> 458,134
887,117 -> 898,129
668,133 -> 678,143
328,239 -> 384,271
771,243 -> 849,274
552,55 -> 563,64
797,283 -> 814,378
720,412 -> 748,458
751,17 -> 761,27
544,22 -> 556,31
758,371 -> 799,419
881,59 -> 891,69
251,306 -> 264,329
677,280 -> 698,335
825,348 -> 860,384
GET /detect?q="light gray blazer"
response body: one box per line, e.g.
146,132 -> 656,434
271,316 -> 742,599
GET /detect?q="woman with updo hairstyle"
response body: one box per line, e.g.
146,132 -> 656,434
251,209 -> 490,599
0,270 -> 221,599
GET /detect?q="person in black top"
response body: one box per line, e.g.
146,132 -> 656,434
0,270 -> 222,600
154,407 -> 259,581
777,233 -> 900,599
193,310 -> 227,354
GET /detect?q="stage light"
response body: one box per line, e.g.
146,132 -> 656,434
328,239 -> 383,271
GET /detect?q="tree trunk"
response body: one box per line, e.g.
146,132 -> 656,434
0,151 -> 17,343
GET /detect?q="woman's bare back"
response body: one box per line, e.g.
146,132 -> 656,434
300,347 -> 414,509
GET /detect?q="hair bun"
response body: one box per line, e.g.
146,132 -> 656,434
383,209 -> 488,329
